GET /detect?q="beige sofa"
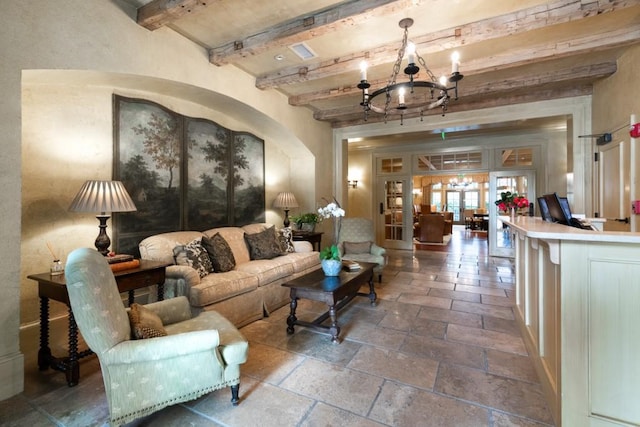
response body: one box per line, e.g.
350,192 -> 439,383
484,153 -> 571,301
138,223 -> 320,327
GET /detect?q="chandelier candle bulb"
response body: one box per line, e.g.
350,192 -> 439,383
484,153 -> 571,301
398,87 -> 405,105
359,61 -> 367,81
407,42 -> 415,64
451,52 -> 460,74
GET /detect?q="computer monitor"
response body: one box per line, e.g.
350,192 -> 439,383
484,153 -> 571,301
537,197 -> 553,222
558,197 -> 573,223
541,193 -> 572,225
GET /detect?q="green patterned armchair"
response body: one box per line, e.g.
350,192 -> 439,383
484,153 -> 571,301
64,248 -> 248,426
337,218 -> 387,282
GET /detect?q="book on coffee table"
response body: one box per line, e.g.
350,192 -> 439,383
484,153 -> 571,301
110,259 -> 141,272
106,254 -> 134,264
342,260 -> 361,271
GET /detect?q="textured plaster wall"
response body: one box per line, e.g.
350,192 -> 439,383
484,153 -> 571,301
1,0 -> 332,399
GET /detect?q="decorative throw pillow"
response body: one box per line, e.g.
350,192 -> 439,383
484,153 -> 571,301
245,226 -> 283,260
173,238 -> 213,278
202,233 -> 236,272
343,241 -> 373,254
277,227 -> 295,253
128,303 -> 167,339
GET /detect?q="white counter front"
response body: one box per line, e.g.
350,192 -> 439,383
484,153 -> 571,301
502,217 -> 640,427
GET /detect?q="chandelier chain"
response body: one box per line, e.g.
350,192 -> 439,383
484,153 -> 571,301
383,25 -> 409,122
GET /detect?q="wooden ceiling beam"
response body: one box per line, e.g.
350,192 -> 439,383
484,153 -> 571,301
290,61 -> 617,106
256,0 -> 637,89
209,0 -> 411,66
317,85 -> 593,125
137,0 -> 214,30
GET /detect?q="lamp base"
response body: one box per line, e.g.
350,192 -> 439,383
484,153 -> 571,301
95,215 -> 111,256
283,209 -> 291,228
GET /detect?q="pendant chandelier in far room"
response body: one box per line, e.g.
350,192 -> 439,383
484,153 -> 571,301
357,18 -> 463,124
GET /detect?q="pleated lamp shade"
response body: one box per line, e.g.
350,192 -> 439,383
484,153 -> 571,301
69,180 -> 137,255
273,192 -> 299,209
69,180 -> 137,214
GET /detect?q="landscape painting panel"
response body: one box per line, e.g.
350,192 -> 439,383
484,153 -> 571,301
233,133 -> 265,225
114,96 -> 182,254
186,118 -> 229,230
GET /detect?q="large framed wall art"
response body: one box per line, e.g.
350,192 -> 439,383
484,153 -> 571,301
113,95 -> 265,255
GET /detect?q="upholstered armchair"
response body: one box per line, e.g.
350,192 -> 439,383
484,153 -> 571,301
337,218 -> 386,282
64,248 -> 249,426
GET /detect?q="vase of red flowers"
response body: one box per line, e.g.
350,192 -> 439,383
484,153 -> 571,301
495,191 -> 529,219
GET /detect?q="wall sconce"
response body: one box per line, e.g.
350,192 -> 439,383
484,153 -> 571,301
348,180 -> 358,189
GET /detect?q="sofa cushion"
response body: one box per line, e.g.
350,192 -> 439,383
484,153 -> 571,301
235,257 -> 294,286
203,227 -> 251,265
202,233 -> 236,273
189,270 -> 258,307
343,241 -> 372,254
277,227 -> 295,253
173,238 -> 213,278
281,251 -> 321,274
128,303 -> 167,339
244,226 -> 283,260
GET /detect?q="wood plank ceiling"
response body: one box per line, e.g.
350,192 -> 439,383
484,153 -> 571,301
126,0 -> 640,130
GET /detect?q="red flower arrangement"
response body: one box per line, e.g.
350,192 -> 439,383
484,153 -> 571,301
495,191 -> 529,212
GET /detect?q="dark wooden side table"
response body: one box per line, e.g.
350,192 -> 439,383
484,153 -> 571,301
292,231 -> 323,251
27,259 -> 170,387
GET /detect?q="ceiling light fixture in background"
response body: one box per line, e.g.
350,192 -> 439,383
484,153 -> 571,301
357,18 -> 463,124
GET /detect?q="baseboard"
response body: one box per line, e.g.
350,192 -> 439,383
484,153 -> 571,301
0,351 -> 24,400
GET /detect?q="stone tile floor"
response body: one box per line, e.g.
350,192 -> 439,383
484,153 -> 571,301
1,227 -> 555,426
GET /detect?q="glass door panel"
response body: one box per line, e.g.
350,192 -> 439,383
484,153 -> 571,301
377,178 -> 413,250
446,191 -> 461,221
463,190 -> 479,210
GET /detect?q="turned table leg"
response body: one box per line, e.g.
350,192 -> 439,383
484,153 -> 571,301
368,276 -> 377,306
286,297 -> 298,334
329,305 -> 340,344
37,297 -> 51,371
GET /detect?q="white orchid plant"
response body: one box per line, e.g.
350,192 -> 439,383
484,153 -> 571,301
317,198 -> 345,260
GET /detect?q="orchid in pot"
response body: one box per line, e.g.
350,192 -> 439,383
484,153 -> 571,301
317,199 -> 345,276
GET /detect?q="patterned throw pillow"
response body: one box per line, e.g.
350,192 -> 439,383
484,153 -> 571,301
244,226 -> 283,260
128,303 -> 167,339
173,238 -> 213,278
277,227 -> 295,253
343,241 -> 372,254
202,233 -> 236,273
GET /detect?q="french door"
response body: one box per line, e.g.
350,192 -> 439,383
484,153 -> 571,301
446,189 -> 480,224
377,177 -> 413,250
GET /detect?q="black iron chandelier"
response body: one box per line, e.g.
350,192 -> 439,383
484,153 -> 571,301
357,18 -> 463,124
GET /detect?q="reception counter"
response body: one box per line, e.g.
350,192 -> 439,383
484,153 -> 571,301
503,217 -> 640,426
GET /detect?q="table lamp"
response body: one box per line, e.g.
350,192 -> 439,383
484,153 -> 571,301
273,191 -> 299,227
69,180 -> 137,255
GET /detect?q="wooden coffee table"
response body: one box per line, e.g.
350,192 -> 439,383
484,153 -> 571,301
282,262 -> 377,343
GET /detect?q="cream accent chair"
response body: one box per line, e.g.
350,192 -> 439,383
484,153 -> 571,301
337,218 -> 386,282
64,248 -> 249,426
